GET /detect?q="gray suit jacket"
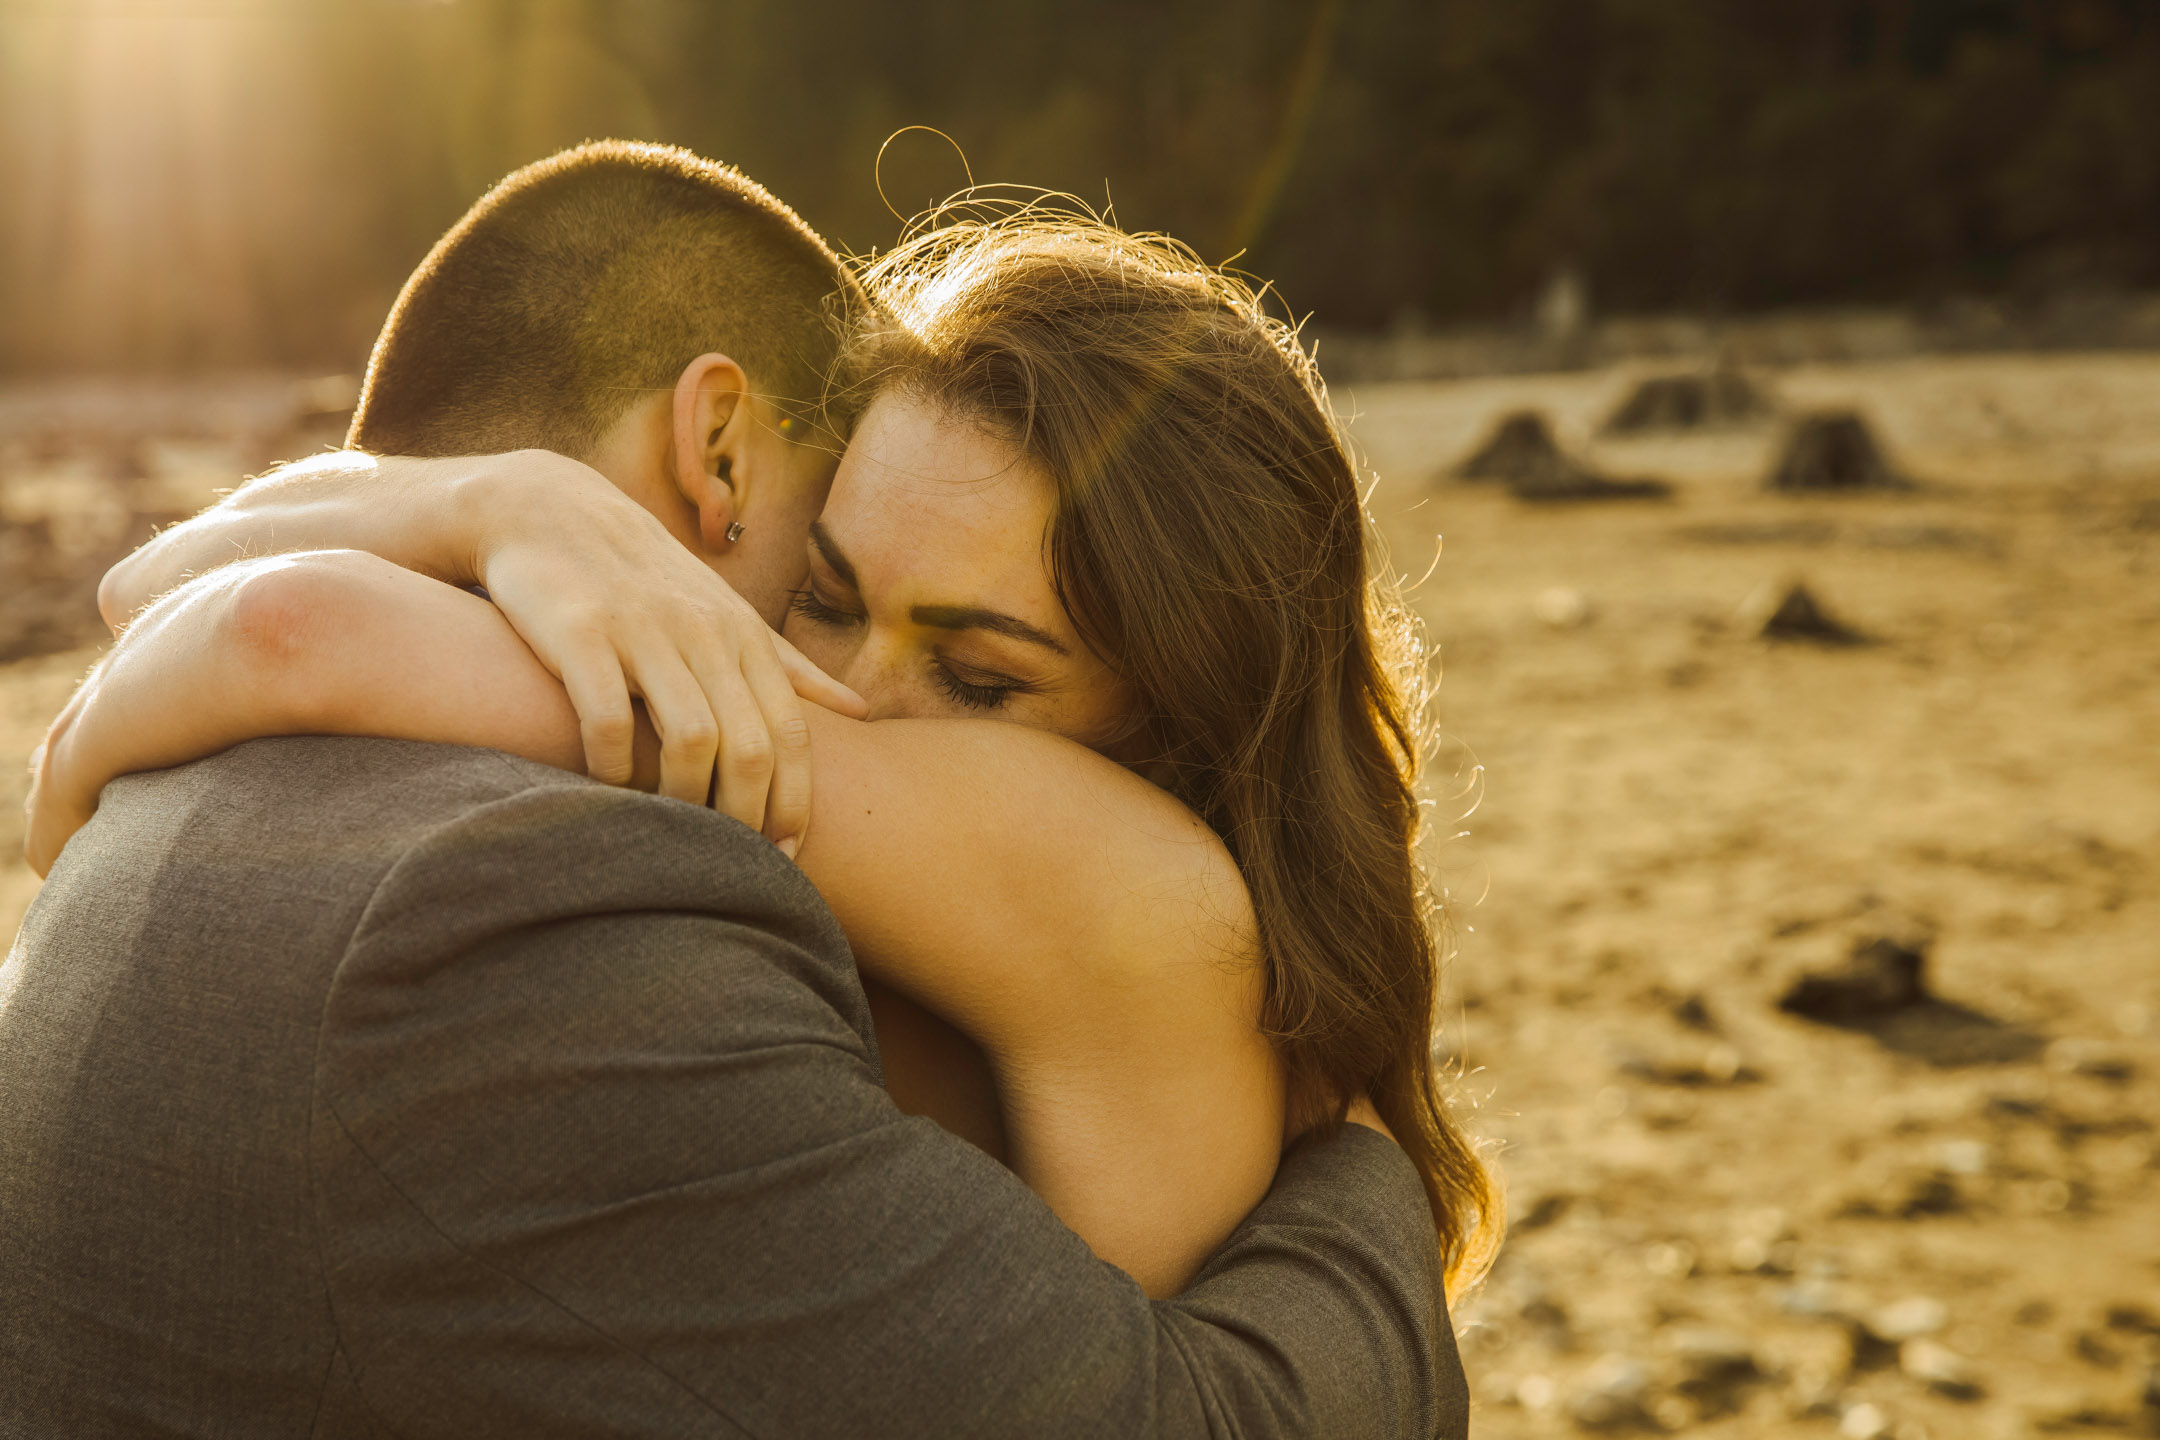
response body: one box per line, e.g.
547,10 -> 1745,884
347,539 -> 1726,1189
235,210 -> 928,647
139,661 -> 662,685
0,737 -> 1467,1438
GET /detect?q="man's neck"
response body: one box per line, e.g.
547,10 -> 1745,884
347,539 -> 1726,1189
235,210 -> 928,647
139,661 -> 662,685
579,396 -> 709,562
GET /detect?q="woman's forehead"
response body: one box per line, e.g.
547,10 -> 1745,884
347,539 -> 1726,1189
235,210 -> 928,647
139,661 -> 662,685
829,394 -> 1056,590
841,392 -> 1032,496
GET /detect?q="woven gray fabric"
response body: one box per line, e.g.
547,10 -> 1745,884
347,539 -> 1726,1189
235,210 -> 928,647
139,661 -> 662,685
0,736 -> 1465,1438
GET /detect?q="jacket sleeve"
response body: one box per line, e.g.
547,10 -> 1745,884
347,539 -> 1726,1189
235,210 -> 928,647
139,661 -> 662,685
313,778 -> 1464,1439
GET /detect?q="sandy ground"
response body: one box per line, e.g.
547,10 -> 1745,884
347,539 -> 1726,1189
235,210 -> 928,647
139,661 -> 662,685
3,355 -> 2156,1436
1343,353 -> 2160,1438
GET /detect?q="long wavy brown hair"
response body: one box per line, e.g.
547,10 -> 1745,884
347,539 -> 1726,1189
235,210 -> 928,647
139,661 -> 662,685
837,210 -> 1498,1296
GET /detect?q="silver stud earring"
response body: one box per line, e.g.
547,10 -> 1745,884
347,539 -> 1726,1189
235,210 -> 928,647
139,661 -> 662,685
725,522 -> 746,543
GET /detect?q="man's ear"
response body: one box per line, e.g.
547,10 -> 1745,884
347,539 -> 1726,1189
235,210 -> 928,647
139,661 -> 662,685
671,352 -> 751,551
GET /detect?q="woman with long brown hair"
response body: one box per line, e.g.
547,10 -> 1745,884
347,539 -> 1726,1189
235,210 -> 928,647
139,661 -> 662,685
31,213 -> 1496,1300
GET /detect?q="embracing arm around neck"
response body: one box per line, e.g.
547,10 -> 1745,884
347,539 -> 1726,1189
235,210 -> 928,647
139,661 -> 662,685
32,548 -> 1284,1297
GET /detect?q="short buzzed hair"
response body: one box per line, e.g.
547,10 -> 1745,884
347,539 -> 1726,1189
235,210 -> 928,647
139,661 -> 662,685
350,141 -> 859,460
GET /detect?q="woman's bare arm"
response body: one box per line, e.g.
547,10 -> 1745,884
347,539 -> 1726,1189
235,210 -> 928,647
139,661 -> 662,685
31,550 -> 1283,1296
99,449 -> 865,849
98,451 -> 496,626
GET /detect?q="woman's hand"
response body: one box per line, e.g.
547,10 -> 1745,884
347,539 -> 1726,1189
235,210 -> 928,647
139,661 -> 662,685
460,456 -> 859,846
97,449 -> 864,853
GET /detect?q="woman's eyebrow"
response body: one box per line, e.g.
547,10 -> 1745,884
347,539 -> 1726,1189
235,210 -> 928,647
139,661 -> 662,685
911,605 -> 1070,655
807,521 -> 858,589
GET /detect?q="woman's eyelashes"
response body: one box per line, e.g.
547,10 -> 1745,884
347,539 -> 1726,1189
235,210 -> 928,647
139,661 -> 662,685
931,661 -> 1024,711
788,585 -> 860,628
790,585 -> 1033,712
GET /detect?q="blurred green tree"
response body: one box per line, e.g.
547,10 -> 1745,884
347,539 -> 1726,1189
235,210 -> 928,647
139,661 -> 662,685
4,0 -> 2159,372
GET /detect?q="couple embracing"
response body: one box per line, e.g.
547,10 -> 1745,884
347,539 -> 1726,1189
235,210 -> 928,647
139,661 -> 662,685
3,142 -> 1489,1437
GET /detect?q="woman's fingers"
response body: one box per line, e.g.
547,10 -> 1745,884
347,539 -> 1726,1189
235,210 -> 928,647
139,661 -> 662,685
24,691 -> 93,878
556,643 -> 638,786
773,633 -> 867,718
496,570 -> 819,845
23,739 -> 57,877
700,656 -> 776,837
738,640 -> 813,858
632,653 -> 723,806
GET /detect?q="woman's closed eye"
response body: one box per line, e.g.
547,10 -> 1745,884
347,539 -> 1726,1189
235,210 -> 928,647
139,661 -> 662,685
791,584 -> 1033,713
789,585 -> 861,628
931,659 -> 1028,711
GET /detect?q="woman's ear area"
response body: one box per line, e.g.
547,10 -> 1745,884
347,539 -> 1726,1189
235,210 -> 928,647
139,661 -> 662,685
670,352 -> 750,548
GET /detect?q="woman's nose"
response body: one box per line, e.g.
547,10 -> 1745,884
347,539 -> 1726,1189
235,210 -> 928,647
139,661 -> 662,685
834,633 -> 916,720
